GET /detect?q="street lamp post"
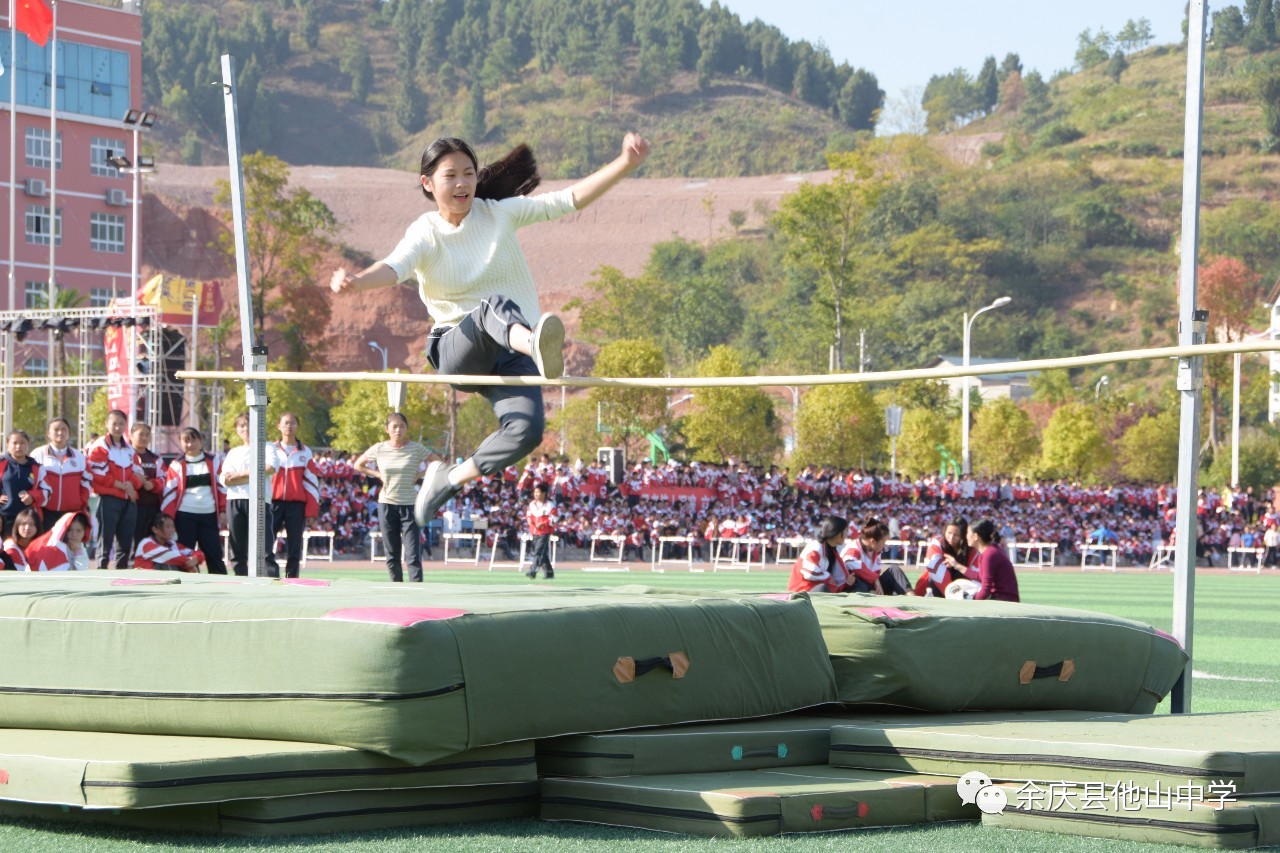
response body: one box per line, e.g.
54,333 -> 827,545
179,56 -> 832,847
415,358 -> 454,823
1095,375 -> 1110,400
787,387 -> 800,455
961,296 -> 1011,475
1232,329 -> 1273,486
110,110 -> 155,428
367,341 -> 388,371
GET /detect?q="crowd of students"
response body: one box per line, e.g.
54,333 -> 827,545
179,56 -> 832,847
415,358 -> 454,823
5,414 -> 1273,576
0,411 -> 321,577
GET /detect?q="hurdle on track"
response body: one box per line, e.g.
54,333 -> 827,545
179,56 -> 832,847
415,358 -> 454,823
650,535 -> 697,572
488,533 -> 559,572
1014,542 -> 1058,569
442,532 -> 483,565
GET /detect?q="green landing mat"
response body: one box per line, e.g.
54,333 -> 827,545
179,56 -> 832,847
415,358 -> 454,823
540,764 -> 976,838
0,578 -> 836,763
536,712 -> 860,777
829,710 -> 1280,795
809,593 -> 1187,714
0,728 -> 534,809
983,786 -> 1280,849
0,781 -> 540,836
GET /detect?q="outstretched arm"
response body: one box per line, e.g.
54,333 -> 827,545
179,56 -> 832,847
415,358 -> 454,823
568,132 -> 650,211
330,261 -> 399,294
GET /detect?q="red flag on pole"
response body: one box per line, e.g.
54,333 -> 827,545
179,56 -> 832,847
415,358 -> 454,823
15,0 -> 53,47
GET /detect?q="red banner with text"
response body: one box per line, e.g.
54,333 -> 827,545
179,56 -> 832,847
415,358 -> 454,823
104,324 -> 135,417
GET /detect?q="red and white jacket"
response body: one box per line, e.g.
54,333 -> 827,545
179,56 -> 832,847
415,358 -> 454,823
0,454 -> 46,514
133,534 -> 203,572
271,443 -> 320,518
526,498 -> 556,537
787,541 -> 850,594
838,538 -> 882,588
160,453 -> 227,517
25,512 -> 93,572
85,435 -> 143,500
914,536 -> 979,597
31,444 -> 90,514
2,537 -> 31,571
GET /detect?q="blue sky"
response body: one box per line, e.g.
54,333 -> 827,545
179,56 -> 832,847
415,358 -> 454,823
715,1 -> 1184,112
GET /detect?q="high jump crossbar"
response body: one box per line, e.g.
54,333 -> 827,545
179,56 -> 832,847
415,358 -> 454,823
178,339 -> 1280,389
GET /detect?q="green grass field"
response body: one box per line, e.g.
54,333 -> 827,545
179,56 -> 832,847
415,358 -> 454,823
2,569 -> 1278,852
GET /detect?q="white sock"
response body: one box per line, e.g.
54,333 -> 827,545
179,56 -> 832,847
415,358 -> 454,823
446,466 -> 466,487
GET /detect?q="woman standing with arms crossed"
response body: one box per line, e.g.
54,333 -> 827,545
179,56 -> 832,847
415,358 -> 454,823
330,132 -> 651,527
353,413 -> 429,582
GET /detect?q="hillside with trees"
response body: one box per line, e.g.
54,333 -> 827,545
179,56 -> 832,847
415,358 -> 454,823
142,0 -> 881,176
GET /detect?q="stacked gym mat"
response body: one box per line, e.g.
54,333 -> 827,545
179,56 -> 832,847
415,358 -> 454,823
828,710 -> 1280,848
0,573 -> 1242,844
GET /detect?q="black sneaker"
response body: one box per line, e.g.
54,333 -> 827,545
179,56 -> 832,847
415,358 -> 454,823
531,313 -> 565,380
525,571 -> 537,579
544,569 -> 555,579
414,461 -> 460,527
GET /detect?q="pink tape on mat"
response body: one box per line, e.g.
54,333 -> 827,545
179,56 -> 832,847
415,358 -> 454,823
855,607 -> 926,621
1154,628 -> 1183,648
110,578 -> 176,586
323,607 -> 469,626
274,578 -> 331,587
760,593 -> 792,601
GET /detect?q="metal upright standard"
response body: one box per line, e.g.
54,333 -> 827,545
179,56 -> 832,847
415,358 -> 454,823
1171,0 -> 1209,714
221,55 -> 269,578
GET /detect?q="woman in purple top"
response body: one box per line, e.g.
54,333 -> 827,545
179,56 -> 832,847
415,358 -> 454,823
968,519 -> 1021,602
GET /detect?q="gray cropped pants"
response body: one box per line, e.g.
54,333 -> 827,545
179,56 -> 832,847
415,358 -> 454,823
426,294 -> 545,476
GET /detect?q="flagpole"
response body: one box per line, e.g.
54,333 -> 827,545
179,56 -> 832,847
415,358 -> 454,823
4,0 -> 17,434
45,0 -> 56,420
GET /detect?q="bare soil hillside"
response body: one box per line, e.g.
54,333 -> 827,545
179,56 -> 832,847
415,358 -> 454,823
144,166 -> 830,372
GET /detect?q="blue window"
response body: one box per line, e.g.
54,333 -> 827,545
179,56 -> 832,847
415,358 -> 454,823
0,35 -> 131,120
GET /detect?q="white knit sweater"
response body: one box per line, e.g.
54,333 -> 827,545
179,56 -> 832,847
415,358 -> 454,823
382,188 -> 577,326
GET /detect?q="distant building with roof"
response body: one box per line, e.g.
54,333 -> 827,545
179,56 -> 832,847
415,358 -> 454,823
926,356 -> 1036,403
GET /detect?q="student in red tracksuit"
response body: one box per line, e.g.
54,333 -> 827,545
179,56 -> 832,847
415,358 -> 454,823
839,517 -> 913,595
0,430 -> 46,539
914,516 -> 979,597
160,427 -> 227,575
2,508 -> 40,570
525,481 -> 556,580
86,410 -> 144,569
26,510 -> 92,572
31,417 -> 89,534
270,412 -> 320,578
133,513 -> 203,572
787,514 -> 851,593
129,422 -> 166,553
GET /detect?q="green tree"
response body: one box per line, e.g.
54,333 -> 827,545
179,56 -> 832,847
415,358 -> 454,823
545,396 -> 603,462
213,153 -> 337,371
340,38 -> 374,104
774,150 -> 883,371
1203,428 -> 1280,493
589,339 -> 667,459
327,381 -> 445,455
298,0 -> 320,51
566,266 -> 671,347
1212,6 -> 1247,47
895,407 -> 954,477
976,55 -> 999,114
394,74 -> 428,133
970,398 -> 1040,476
481,37 -> 522,110
1116,408 -> 1180,483
1105,49 -> 1129,83
794,383 -> 883,469
1040,402 -> 1111,480
1075,28 -> 1112,69
462,83 -> 486,141
682,347 -> 780,465
836,68 -> 884,131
